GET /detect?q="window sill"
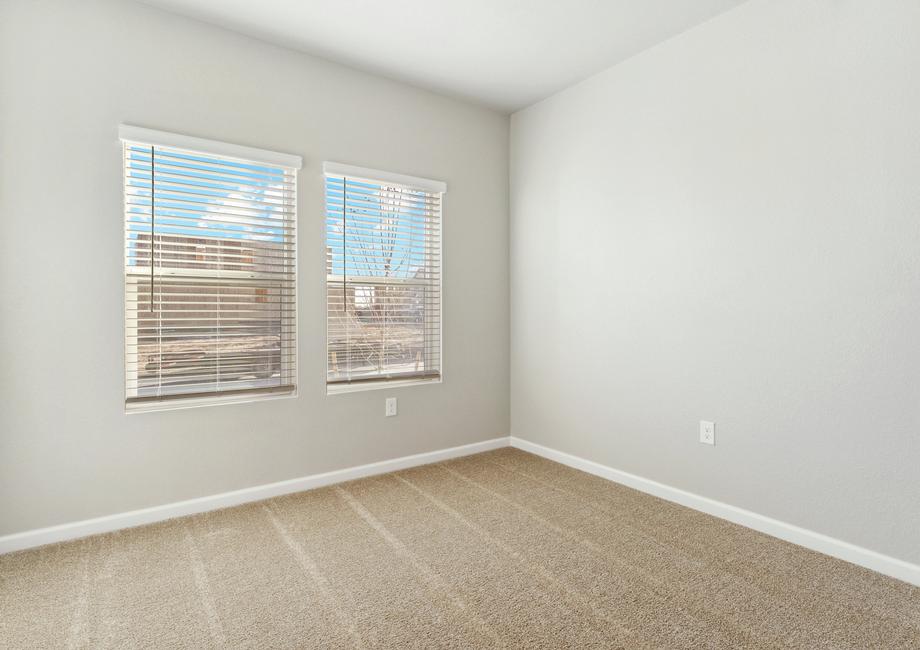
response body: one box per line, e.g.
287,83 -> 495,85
326,377 -> 441,395
125,389 -> 297,414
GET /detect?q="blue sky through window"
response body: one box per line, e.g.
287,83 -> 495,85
125,145 -> 291,267
325,176 -> 434,280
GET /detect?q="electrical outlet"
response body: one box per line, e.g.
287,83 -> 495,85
385,397 -> 398,417
699,420 -> 715,445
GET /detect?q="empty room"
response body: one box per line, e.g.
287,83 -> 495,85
1,0 -> 919,647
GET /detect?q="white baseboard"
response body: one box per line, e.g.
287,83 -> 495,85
510,437 -> 920,587
0,437 -> 509,555
5,434 -> 917,588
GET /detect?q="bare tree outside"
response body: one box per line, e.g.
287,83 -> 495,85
326,176 -> 440,384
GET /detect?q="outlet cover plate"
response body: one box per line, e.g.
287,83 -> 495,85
700,420 -> 715,445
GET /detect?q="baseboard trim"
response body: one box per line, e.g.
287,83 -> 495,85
0,437 -> 509,555
6,434 -> 917,587
510,436 -> 920,587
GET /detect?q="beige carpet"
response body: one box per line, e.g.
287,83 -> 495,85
2,448 -> 918,649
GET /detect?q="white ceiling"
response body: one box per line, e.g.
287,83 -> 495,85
139,0 -> 747,113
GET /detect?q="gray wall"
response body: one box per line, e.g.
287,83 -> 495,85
0,0 -> 509,535
510,0 -> 920,564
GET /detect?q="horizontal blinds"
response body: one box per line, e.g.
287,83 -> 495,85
123,139 -> 297,403
325,172 -> 442,385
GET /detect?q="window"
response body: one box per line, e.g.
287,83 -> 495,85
324,162 -> 445,390
121,126 -> 301,409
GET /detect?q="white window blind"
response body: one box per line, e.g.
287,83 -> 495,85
324,163 -> 444,387
121,126 -> 300,407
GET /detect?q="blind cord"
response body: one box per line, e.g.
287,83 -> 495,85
342,177 -> 348,381
149,145 -> 155,314
150,145 -> 162,396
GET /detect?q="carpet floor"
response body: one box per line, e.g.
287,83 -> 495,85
1,448 -> 918,648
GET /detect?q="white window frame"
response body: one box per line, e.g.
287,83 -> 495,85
323,161 -> 445,395
120,125 -> 302,413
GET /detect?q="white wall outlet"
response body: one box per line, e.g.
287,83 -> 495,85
699,420 -> 715,445
385,397 -> 398,417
